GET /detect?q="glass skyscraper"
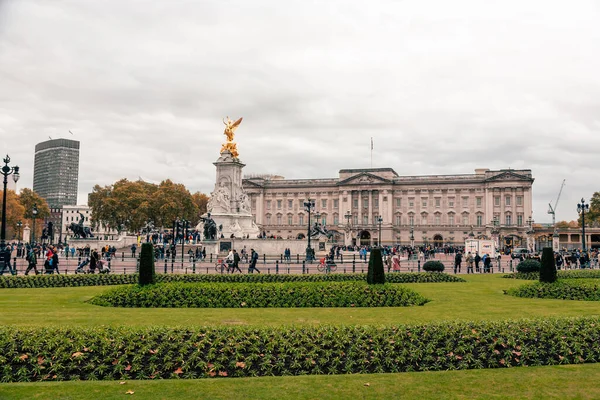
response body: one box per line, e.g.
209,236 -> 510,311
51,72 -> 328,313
33,138 -> 80,208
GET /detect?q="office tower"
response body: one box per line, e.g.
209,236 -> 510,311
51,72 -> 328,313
33,138 -> 80,208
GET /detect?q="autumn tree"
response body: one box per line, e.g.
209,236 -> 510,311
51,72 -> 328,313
0,190 -> 25,239
585,192 -> 600,226
88,178 -> 205,233
192,192 -> 209,220
17,189 -> 50,240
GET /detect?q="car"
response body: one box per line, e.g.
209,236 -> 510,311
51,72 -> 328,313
511,248 -> 530,259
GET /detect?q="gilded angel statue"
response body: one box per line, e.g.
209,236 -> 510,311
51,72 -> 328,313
221,116 -> 243,158
223,116 -> 243,142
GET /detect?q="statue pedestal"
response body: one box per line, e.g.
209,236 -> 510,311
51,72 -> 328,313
198,150 -> 260,240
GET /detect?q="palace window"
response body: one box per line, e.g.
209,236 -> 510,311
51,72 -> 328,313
516,196 -> 523,206
353,215 -> 358,225
266,215 -> 271,225
476,197 -> 482,207
434,214 -> 441,225
422,198 -> 428,207
374,198 -> 379,208
333,199 -> 339,209
505,214 -> 512,226
288,200 -> 293,209
505,196 -> 511,206
333,214 -> 339,225
462,197 -> 469,207
395,215 -> 401,225
421,215 -> 428,225
277,215 -> 282,225
277,200 -> 282,210
448,198 -> 454,208
322,216 -> 327,225
266,200 -> 271,210
288,215 -> 293,225
476,215 -> 483,226
299,214 -> 304,225
396,198 -> 401,207
409,215 -> 415,226
462,215 -> 469,225
363,198 -> 368,208
517,214 -> 523,226
321,199 -> 326,209
435,198 -> 440,208
494,196 -> 500,206
448,214 -> 455,226
363,215 -> 369,225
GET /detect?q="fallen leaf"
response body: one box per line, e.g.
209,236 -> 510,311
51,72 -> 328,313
235,362 -> 246,368
71,352 -> 84,358
125,365 -> 132,371
209,371 -> 216,377
112,359 -> 119,365
148,349 -> 157,354
364,383 -> 371,387
19,354 -> 28,361
174,367 -> 183,375
218,371 -> 228,377
119,382 -> 126,385
83,347 -> 90,352
37,356 -> 44,365
126,390 -> 135,395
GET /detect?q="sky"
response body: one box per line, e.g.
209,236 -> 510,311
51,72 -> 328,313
1,0 -> 599,223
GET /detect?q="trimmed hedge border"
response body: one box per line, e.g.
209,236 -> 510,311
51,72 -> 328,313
507,281 -> 600,301
503,270 -> 600,281
88,282 -> 429,308
0,272 -> 465,289
1,317 -> 600,382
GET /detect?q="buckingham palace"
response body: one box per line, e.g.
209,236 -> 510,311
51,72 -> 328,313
242,167 -> 534,248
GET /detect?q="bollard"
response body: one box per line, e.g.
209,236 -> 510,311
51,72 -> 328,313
307,267 -> 309,274
280,254 -> 283,262
297,254 -> 300,264
206,267 -> 209,274
13,257 -> 17,275
108,258 -> 111,272
344,268 -> 346,274
64,268 -> 67,275
287,267 -> 290,274
268,268 -> 270,274
418,260 -> 421,273
124,267 -> 126,275
510,260 -> 513,272
193,259 -> 196,274
302,260 -> 306,274
361,268 -> 364,273
171,260 -> 174,273
276,260 -> 279,274
352,259 -> 356,273
185,268 -> 188,274
210,253 -> 213,263
164,259 -> 167,274
263,254 -> 266,265
122,252 -> 124,261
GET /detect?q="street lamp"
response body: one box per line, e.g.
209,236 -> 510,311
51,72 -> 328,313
304,199 -> 316,261
577,198 -> 590,252
376,215 -> 383,247
31,204 -> 38,245
409,224 -> 415,248
491,216 -> 500,250
16,221 -> 22,243
1,155 -> 20,268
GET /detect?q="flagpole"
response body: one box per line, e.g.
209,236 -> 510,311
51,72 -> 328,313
370,137 -> 373,168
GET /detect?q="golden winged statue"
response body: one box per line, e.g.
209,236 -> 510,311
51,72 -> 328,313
221,116 -> 243,158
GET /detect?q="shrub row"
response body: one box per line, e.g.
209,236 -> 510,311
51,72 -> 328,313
2,317 -> 600,382
507,281 -> 600,301
88,282 -> 429,308
516,259 -> 541,273
503,270 -> 600,280
0,272 -> 465,289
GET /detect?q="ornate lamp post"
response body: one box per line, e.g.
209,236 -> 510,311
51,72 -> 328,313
344,210 -> 352,246
304,199 -> 316,261
1,155 -> 20,267
526,215 -> 534,251
16,220 -> 22,243
409,224 -> 415,248
577,198 -> 590,252
491,216 -> 500,251
31,204 -> 38,245
376,215 -> 383,247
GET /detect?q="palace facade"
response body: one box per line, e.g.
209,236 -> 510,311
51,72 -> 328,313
243,167 -> 534,248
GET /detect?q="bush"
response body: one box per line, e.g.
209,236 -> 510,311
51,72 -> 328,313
505,270 -> 600,280
367,248 -> 385,284
422,261 -> 445,272
89,281 -> 429,308
0,272 -> 465,289
138,243 -> 155,286
507,280 -> 600,301
2,317 -> 600,382
539,247 -> 557,283
516,259 -> 541,273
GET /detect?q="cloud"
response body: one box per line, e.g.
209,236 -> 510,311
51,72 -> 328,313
1,0 -> 599,222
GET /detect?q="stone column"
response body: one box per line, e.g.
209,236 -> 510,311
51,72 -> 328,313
552,232 -> 560,252
23,225 -> 31,244
357,191 -> 362,227
367,190 -> 373,225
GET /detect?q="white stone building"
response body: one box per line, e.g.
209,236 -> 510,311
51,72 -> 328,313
243,168 -> 534,248
61,205 -> 119,241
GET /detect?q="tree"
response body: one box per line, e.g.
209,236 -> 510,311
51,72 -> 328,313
367,248 -> 385,284
192,192 -> 209,219
539,247 -> 557,283
0,190 -> 25,239
18,188 -> 50,220
585,192 -> 600,226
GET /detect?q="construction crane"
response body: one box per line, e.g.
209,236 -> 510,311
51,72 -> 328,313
547,179 -> 566,226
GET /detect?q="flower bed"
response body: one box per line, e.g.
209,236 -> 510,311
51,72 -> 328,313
503,270 -> 600,281
1,317 -> 599,382
88,282 -> 429,308
0,272 -> 465,289
507,280 -> 600,301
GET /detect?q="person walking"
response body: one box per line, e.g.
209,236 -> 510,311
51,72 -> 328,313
25,247 -> 38,275
454,251 -> 463,274
466,252 -> 474,274
248,248 -> 261,273
51,247 -> 60,274
474,253 -> 481,273
231,249 -> 243,273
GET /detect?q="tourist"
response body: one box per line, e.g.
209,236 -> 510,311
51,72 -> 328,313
231,249 -> 242,273
454,251 -> 462,274
474,253 -> 481,273
466,252 -> 474,274
248,248 -> 261,273
131,244 -> 137,258
24,247 -> 38,275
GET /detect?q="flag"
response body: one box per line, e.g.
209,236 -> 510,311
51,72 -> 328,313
371,137 -> 373,150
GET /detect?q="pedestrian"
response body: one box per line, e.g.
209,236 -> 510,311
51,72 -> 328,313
454,251 -> 462,274
25,247 -> 38,275
51,247 -> 60,274
248,248 -> 260,273
466,252 -> 474,274
231,249 -> 242,273
89,249 -> 98,273
483,253 -> 492,273
131,244 -> 137,258
474,253 -> 481,273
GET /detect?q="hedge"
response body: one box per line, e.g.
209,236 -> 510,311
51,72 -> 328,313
2,317 -> 600,382
0,272 -> 465,289
88,282 -> 429,308
516,259 -> 541,273
422,261 -> 445,272
503,270 -> 600,281
507,281 -> 600,301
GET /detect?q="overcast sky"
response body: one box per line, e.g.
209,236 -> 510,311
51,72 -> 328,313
1,0 -> 598,223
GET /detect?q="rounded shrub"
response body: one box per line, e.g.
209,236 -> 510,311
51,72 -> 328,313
516,259 -> 541,273
423,261 -> 445,272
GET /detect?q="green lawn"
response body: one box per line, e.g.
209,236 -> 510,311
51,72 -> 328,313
1,364 -> 599,400
1,275 -> 600,327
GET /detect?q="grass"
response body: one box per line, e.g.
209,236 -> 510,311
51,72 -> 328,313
1,363 -> 600,399
1,275 -> 600,327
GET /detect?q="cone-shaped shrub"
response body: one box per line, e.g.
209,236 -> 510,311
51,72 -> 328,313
138,243 -> 155,286
367,248 -> 385,284
540,247 -> 557,283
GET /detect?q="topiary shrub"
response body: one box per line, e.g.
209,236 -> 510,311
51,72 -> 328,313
138,243 -> 155,286
423,261 -> 445,272
539,247 -> 557,283
516,259 -> 541,273
367,248 -> 385,284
